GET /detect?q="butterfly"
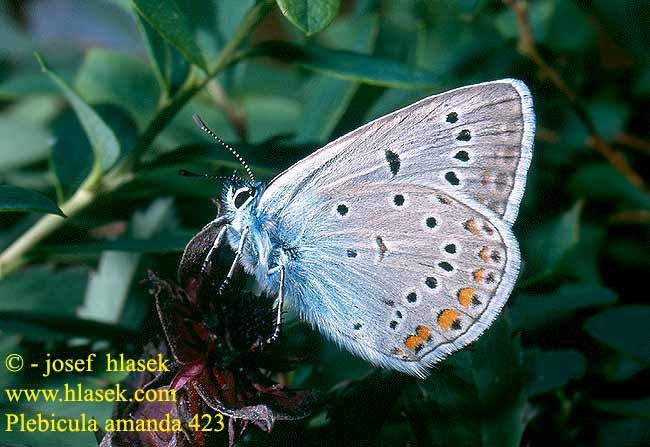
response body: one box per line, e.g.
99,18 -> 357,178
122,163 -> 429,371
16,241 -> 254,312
188,79 -> 534,378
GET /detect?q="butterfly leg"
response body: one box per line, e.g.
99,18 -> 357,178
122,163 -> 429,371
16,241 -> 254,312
201,220 -> 228,275
218,226 -> 250,294
266,264 -> 285,344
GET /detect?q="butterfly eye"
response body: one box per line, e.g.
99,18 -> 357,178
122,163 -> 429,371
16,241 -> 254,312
233,187 -> 252,209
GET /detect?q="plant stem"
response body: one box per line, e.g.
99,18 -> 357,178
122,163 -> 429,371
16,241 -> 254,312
0,188 -> 94,277
0,1 -> 272,278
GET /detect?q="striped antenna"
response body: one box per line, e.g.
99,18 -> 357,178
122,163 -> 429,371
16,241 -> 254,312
177,169 -> 235,181
192,114 -> 255,183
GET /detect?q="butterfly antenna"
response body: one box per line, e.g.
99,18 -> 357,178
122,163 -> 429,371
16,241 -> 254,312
178,169 -> 232,181
192,113 -> 255,183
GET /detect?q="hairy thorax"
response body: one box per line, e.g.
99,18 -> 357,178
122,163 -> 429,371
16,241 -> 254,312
226,208 -> 280,294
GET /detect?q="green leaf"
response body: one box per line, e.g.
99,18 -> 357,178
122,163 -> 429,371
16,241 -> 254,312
326,369 -> 412,441
30,235 -> 190,260
592,0 -> 650,61
35,53 -> 121,175
49,108 -> 95,201
242,94 -> 302,144
521,201 -> 583,275
134,11 -> 189,96
51,104 -> 138,201
416,2 -> 508,80
131,0 -> 207,71
510,283 -> 618,332
0,69 -> 75,98
295,15 -> 379,143
569,163 -> 650,209
526,349 -> 586,397
596,418 -> 650,447
295,76 -> 360,143
244,41 -> 439,89
587,99 -> 629,142
495,0 -> 554,42
0,7 -> 34,58
0,315 -> 134,343
404,317 -> 526,446
77,198 -> 175,326
607,237 -> 650,272
584,306 -> 650,365
363,89 -> 423,123
0,265 -> 87,316
3,96 -> 61,128
216,0 -> 258,42
0,185 -> 65,216
593,398 -> 650,418
545,0 -> 595,52
635,64 -> 650,97
604,355 -> 646,382
552,224 -> 605,284
74,48 -> 160,128
0,116 -> 50,171
276,0 -> 341,35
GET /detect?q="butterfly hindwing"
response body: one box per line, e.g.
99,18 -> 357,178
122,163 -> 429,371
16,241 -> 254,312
278,184 -> 518,377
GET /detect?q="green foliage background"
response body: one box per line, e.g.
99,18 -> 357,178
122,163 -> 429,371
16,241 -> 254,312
1,0 -> 649,446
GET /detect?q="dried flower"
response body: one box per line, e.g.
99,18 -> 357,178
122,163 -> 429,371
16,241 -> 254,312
99,209 -> 321,447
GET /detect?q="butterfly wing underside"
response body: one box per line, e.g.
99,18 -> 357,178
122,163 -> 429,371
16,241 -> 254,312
257,79 -> 534,376
287,184 -> 518,377
260,79 -> 534,225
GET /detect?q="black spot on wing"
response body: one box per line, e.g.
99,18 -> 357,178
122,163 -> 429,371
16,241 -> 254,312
438,262 -> 454,272
385,150 -> 400,175
454,150 -> 469,162
445,171 -> 460,185
376,236 -> 388,261
457,129 -> 471,141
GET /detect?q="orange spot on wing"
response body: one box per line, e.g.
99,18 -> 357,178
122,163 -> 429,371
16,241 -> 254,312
473,268 -> 485,283
437,194 -> 451,204
438,309 -> 459,331
404,335 -> 423,352
479,246 -> 490,262
416,325 -> 431,341
463,218 -> 480,235
457,288 -> 474,308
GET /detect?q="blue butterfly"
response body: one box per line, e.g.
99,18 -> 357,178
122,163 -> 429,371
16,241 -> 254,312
190,79 -> 534,377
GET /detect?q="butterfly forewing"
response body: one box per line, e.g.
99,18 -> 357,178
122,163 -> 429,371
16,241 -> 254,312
260,79 -> 533,225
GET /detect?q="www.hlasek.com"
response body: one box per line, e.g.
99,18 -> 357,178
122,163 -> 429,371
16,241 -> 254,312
3,353 -> 224,434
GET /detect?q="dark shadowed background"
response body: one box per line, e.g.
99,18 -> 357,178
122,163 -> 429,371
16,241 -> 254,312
1,0 -> 649,446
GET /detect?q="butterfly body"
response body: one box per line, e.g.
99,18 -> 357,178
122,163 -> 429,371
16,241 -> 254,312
201,79 -> 535,377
